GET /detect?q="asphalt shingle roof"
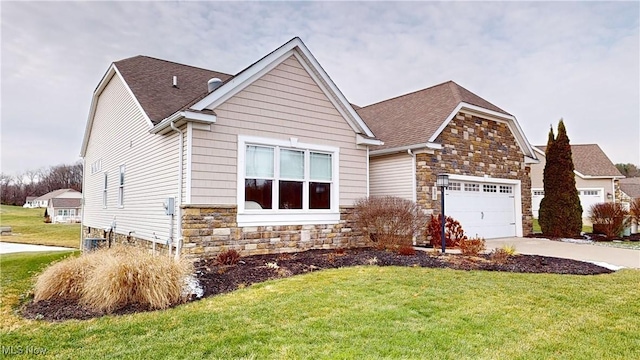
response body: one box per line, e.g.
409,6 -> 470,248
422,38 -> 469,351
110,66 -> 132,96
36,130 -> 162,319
620,178 -> 640,199
35,189 -> 80,201
114,56 -> 233,124
356,81 -> 510,150
536,144 -> 622,177
50,198 -> 81,208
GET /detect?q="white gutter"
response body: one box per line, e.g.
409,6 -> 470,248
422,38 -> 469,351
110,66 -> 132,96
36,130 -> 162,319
408,149 -> 417,203
170,121 -> 184,260
151,111 -> 217,135
370,142 -> 441,156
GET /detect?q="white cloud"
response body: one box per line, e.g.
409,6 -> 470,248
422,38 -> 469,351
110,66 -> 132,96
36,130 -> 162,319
1,1 -> 638,175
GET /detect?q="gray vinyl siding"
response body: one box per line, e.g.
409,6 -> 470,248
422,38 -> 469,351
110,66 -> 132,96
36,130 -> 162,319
83,74 -> 181,244
369,153 -> 414,201
189,55 -> 368,205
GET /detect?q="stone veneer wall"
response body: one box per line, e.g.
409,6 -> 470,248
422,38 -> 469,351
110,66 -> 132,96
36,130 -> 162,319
83,226 -> 172,255
415,112 -> 533,240
180,205 -> 368,258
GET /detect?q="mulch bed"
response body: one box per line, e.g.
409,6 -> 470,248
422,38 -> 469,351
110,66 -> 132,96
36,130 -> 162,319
21,248 -> 613,322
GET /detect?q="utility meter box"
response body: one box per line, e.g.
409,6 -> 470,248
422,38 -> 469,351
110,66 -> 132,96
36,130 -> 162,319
163,197 -> 175,215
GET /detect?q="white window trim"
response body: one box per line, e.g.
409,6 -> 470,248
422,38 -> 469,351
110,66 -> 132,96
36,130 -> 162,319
237,135 -> 340,227
118,165 -> 125,208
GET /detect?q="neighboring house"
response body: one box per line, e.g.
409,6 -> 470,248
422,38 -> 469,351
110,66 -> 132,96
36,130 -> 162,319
530,144 -> 624,221
33,189 -> 81,208
356,81 -> 538,239
23,196 -> 37,208
49,198 -> 82,223
80,38 -> 381,258
619,177 -> 640,210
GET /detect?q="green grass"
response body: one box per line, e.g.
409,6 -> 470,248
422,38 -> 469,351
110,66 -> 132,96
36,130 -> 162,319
2,252 -> 639,359
0,205 -> 80,248
532,219 -> 592,234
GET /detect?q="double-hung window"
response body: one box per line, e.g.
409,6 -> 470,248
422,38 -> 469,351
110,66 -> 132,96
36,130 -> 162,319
118,165 -> 125,207
239,136 -> 339,226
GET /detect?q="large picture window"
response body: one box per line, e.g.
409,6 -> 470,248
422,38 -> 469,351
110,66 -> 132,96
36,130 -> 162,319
238,136 -> 339,226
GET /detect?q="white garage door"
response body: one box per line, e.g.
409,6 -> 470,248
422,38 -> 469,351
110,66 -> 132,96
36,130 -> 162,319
531,188 -> 604,219
445,181 -> 517,239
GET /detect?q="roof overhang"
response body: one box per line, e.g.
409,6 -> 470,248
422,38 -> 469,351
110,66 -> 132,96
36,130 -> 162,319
370,142 -> 441,157
356,134 -> 383,146
430,102 -> 537,160
189,37 -> 376,139
574,170 -> 625,180
150,111 -> 217,135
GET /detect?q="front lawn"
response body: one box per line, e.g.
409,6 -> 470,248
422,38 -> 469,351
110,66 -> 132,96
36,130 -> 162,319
532,219 -> 592,234
0,205 -> 80,248
1,252 -> 639,359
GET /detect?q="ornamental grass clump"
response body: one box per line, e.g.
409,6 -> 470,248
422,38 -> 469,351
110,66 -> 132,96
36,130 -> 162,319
33,246 -> 193,313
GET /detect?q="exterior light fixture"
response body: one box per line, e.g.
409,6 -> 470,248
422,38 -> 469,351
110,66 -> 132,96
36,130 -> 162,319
436,174 -> 450,253
606,192 -> 613,200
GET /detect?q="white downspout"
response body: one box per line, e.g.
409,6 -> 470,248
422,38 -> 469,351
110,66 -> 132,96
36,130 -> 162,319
170,122 -> 184,260
408,149 -> 417,203
366,147 -> 370,197
612,178 -> 616,203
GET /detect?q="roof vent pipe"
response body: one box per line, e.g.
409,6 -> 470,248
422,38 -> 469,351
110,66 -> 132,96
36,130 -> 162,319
172,76 -> 178,88
207,78 -> 223,92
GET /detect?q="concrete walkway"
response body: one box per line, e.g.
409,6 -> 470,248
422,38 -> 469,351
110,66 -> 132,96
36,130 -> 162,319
486,238 -> 640,269
0,242 -> 76,254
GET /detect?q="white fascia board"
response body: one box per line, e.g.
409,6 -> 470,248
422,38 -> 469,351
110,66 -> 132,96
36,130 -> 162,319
447,173 -> 522,185
532,146 -> 546,156
150,111 -> 217,135
524,156 -> 540,164
189,37 -> 376,138
370,142 -> 441,156
428,102 -> 536,159
356,134 -> 384,146
575,171 -> 624,180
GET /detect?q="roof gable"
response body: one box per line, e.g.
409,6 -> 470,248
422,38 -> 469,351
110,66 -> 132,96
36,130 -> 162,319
189,37 -> 376,139
114,56 -> 232,124
534,144 -> 623,178
356,81 -> 534,158
36,188 -> 79,201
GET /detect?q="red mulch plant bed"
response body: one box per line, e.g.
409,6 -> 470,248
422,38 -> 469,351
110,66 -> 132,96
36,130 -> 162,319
22,248 -> 613,322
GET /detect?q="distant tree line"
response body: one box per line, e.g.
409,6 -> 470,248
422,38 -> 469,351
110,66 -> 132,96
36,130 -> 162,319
615,163 -> 640,178
0,161 -> 83,206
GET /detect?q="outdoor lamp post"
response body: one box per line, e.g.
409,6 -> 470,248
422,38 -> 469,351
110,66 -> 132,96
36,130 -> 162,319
436,174 -> 450,253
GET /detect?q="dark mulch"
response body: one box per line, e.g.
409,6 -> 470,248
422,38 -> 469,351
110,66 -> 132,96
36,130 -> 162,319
21,248 -> 613,322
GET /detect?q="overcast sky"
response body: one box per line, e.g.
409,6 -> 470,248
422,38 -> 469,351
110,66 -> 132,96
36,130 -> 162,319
2,1 -> 638,176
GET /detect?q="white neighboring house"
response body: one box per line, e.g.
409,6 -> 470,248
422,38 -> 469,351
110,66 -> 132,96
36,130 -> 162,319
23,197 -> 38,208
48,197 -> 82,223
29,189 -> 82,209
530,144 -> 624,222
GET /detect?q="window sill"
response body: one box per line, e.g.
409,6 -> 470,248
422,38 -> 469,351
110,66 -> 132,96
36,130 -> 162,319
237,212 -> 340,227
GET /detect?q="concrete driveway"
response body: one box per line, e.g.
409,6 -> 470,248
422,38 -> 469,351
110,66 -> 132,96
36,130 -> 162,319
486,238 -> 640,269
0,242 -> 76,254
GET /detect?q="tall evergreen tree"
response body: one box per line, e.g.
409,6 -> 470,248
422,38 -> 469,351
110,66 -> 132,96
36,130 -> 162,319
538,120 -> 583,237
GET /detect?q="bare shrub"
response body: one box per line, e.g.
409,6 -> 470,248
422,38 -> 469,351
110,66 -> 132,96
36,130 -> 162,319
352,196 -> 426,250
397,245 -> 416,256
490,248 -> 512,264
426,215 -> 467,249
631,198 -> 640,226
589,202 -> 630,239
216,249 -> 240,265
459,237 -> 485,256
80,247 -> 193,313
